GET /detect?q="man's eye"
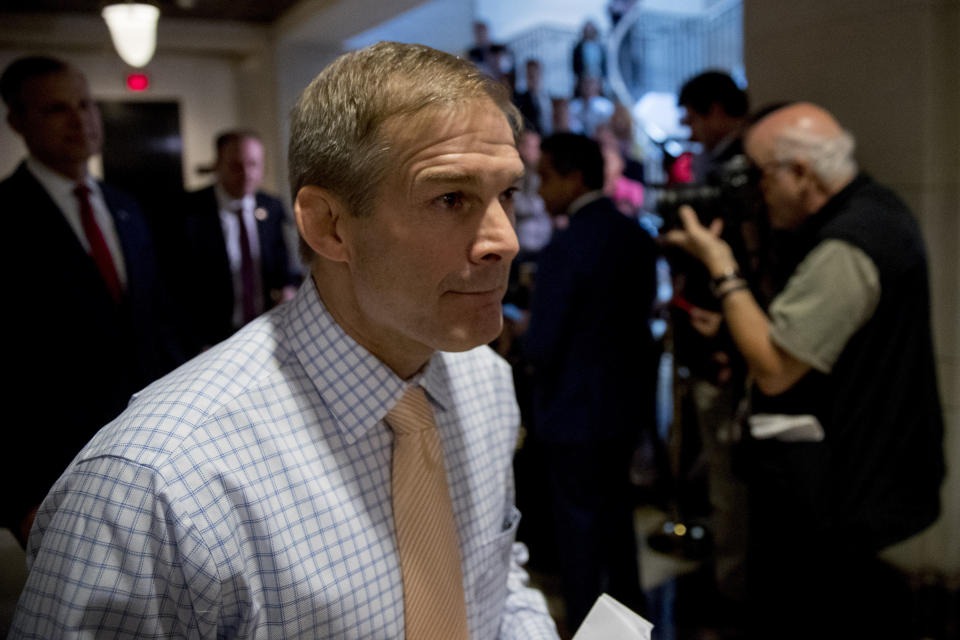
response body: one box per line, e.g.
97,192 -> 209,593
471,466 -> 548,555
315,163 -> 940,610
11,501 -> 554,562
436,192 -> 464,209
500,187 -> 518,203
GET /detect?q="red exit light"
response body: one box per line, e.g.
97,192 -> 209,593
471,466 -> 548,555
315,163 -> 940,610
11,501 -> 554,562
126,73 -> 149,92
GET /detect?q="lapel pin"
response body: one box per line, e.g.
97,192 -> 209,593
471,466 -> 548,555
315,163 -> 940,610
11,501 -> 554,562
255,207 -> 268,221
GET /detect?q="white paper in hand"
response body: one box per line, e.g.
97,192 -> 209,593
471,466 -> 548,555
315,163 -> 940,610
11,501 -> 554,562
748,413 -> 825,442
572,593 -> 654,640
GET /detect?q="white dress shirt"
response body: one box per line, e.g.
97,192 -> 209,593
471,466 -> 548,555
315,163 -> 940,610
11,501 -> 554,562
215,183 -> 264,327
26,156 -> 127,285
12,280 -> 559,639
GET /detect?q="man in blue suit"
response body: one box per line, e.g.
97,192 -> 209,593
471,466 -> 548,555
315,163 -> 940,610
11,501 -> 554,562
0,56 -> 184,546
175,131 -> 300,354
525,133 -> 656,629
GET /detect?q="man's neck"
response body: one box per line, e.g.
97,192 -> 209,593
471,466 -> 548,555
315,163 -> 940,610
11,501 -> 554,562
215,182 -> 255,209
309,269 -> 432,381
566,189 -> 605,216
33,156 -> 86,183
706,124 -> 744,157
809,172 -> 857,215
26,156 -> 90,189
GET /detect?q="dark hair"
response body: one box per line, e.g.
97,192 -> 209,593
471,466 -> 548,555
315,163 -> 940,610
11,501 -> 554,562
678,70 -> 748,118
748,101 -> 795,124
215,129 -> 261,157
540,132 -> 604,190
0,56 -> 71,113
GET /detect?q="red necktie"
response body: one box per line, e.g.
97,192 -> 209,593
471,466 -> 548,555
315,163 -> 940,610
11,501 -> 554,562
233,205 -> 257,323
73,184 -> 123,303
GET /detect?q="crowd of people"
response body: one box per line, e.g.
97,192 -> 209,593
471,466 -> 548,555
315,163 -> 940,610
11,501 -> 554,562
470,19 -> 945,639
0,19 -> 946,640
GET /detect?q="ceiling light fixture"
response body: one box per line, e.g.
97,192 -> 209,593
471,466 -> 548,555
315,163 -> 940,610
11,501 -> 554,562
102,3 -> 160,68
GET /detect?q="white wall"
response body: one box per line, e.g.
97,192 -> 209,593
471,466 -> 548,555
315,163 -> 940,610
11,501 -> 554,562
0,13 -> 280,193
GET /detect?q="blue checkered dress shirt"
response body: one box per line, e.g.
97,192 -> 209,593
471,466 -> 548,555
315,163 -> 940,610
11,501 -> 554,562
11,281 -> 558,639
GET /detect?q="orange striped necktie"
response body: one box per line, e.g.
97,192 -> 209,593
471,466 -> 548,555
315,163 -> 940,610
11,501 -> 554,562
385,386 -> 469,640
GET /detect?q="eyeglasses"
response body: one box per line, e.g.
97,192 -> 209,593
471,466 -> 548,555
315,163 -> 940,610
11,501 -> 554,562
747,160 -> 792,183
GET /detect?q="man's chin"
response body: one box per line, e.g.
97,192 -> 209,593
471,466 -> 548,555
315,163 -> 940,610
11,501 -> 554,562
438,314 -> 504,353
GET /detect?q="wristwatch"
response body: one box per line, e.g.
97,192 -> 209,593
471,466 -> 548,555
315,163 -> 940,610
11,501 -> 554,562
710,267 -> 748,299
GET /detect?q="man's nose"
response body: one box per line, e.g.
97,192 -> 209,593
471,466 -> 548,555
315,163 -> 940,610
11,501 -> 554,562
67,104 -> 88,126
471,199 -> 519,264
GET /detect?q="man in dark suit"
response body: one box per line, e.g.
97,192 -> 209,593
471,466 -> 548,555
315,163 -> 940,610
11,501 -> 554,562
0,56 -> 184,546
525,132 -> 656,629
176,130 -> 300,353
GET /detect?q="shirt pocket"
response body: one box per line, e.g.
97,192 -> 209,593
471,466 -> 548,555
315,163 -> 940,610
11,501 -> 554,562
470,506 -> 521,619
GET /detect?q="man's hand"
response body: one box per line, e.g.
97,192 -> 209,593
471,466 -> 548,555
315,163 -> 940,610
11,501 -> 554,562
665,208 -> 813,396
663,205 -> 738,278
689,305 -> 723,338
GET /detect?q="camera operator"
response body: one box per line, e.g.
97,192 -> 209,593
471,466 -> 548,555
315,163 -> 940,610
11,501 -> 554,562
665,102 -> 943,639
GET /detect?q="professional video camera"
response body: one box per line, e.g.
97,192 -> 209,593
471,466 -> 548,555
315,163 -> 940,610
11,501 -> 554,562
647,152 -> 770,311
645,154 -> 765,233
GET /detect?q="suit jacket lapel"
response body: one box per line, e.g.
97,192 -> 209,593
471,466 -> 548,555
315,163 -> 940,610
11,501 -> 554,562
15,164 -> 115,296
100,183 -> 139,291
254,193 -> 273,274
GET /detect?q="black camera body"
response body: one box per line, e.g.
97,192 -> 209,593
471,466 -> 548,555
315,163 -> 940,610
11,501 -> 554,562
648,154 -> 764,233
650,153 -> 768,311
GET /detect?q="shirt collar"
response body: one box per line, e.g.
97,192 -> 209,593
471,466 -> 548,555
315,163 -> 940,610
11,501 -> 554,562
282,278 -> 451,445
567,189 -> 605,216
709,129 -> 742,162
214,182 -> 255,214
26,156 -> 96,196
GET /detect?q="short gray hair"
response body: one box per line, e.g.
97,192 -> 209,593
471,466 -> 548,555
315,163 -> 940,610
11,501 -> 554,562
289,41 -> 520,216
289,41 -> 521,264
772,124 -> 858,188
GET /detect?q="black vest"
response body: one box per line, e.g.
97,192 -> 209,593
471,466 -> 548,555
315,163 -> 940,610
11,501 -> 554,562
748,175 -> 944,552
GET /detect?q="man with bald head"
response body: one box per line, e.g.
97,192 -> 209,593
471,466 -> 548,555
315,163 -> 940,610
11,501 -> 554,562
667,103 -> 943,636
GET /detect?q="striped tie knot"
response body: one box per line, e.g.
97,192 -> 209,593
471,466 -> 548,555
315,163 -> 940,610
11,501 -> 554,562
385,386 -> 434,436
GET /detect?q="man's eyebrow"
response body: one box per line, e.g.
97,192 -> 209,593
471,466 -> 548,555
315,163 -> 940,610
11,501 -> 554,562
419,171 -> 481,186
418,169 -> 526,186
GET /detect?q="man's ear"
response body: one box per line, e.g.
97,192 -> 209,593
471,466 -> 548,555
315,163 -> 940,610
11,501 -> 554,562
295,186 -> 350,263
792,160 -> 821,190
